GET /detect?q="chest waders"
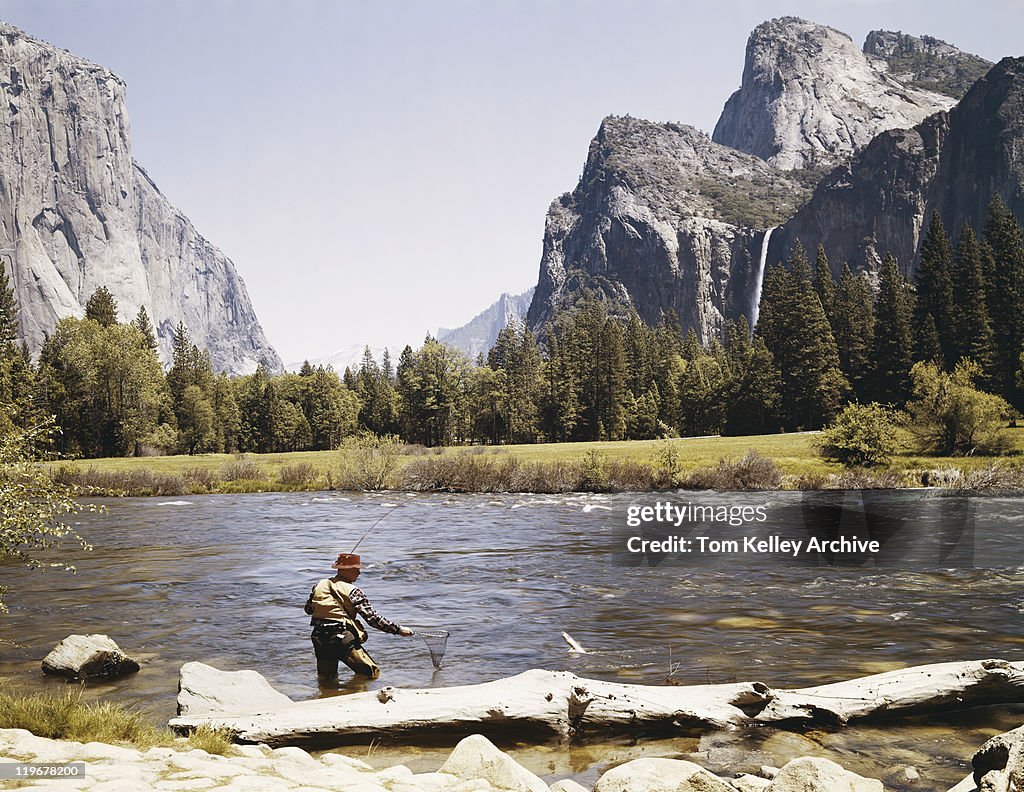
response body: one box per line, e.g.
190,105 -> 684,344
310,580 -> 381,679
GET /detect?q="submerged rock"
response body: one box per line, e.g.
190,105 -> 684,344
41,634 -> 140,679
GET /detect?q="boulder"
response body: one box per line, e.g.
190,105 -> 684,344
970,724 -> 1024,792
439,734 -> 549,792
767,757 -> 883,791
41,634 -> 139,679
733,775 -> 773,791
593,758 -> 734,792
549,781 -> 589,792
176,662 -> 293,717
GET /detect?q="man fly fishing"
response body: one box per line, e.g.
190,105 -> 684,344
305,551 -> 414,680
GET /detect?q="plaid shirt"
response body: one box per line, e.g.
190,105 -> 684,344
310,585 -> 402,635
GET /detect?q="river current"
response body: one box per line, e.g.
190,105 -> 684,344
1,490 -> 1023,788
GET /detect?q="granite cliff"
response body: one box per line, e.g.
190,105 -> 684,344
712,18 -> 957,170
772,56 -> 1024,278
528,18 -> 1001,338
438,288 -> 535,360
0,22 -> 281,374
526,116 -> 808,342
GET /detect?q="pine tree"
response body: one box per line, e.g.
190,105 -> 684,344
872,254 -> 916,405
722,317 -> 781,435
831,264 -> 876,400
983,194 -> 1024,405
133,306 -> 158,351
913,213 -> 956,367
0,259 -> 19,347
756,242 -> 848,430
951,225 -> 996,381
84,286 -> 118,327
813,245 -> 836,325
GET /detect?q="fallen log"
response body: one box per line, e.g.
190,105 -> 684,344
168,659 -> 1024,747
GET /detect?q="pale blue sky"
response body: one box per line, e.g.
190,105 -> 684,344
0,1 -> 1020,364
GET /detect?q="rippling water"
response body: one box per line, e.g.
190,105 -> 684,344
1,490 -> 1022,788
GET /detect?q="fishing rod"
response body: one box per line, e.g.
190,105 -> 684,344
350,502 -> 403,553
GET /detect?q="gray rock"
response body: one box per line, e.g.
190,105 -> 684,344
41,634 -> 139,679
970,723 -> 1024,792
713,17 -> 954,170
864,30 -> 992,99
592,757 -> 734,792
0,22 -> 281,375
527,116 -> 808,344
439,734 -> 549,792
766,757 -> 883,792
773,56 -> 1024,282
176,661 -> 293,717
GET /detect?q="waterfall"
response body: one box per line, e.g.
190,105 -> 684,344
750,226 -> 776,329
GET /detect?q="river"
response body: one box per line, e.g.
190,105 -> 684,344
2,490 -> 1023,789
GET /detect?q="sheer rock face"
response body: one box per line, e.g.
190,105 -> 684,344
526,116 -> 807,342
0,22 -> 281,374
771,57 -> 1024,279
713,17 -> 955,170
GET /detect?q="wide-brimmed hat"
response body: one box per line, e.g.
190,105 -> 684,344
332,553 -> 362,570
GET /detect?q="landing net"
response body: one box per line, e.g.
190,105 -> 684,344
415,629 -> 450,669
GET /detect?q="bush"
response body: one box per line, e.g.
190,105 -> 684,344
278,463 -> 316,486
336,435 -> 403,490
906,360 -> 1014,455
182,466 -> 218,491
682,451 -> 782,490
218,457 -> 264,481
815,402 -> 901,467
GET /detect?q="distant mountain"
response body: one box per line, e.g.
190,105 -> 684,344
864,29 -> 992,99
0,21 -> 281,374
286,344 -> 393,375
438,288 -> 535,360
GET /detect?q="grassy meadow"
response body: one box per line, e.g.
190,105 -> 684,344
44,427 -> 1024,496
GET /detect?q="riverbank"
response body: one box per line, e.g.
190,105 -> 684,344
46,430 -> 1024,496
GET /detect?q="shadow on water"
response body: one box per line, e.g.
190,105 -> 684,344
2,490 -> 1023,786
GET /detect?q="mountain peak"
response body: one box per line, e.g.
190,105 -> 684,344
713,17 -> 955,169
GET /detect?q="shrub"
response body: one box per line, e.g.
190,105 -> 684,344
815,402 -> 901,467
906,360 -> 1014,455
51,466 -> 190,497
682,451 -> 782,490
182,466 -> 218,491
218,457 -> 264,481
278,463 -> 316,486
336,435 -> 403,490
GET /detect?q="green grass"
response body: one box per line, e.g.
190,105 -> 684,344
43,427 -> 1024,495
0,688 -> 236,754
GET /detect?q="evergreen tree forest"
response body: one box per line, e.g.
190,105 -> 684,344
0,195 -> 1022,458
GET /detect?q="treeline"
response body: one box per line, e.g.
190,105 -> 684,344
0,194 -> 1021,458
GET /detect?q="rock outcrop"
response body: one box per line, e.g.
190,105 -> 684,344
712,18 -> 955,170
40,634 -> 139,679
526,116 -> 808,342
771,56 -> 1024,278
438,287 -> 535,360
0,22 -> 281,374
864,30 -> 992,99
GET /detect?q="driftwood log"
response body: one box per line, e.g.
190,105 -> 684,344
169,659 -> 1024,746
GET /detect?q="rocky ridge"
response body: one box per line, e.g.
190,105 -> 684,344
526,116 -> 808,342
712,17 -> 956,170
864,29 -> 993,99
772,56 -> 1024,278
0,22 -> 281,374
438,287 -> 535,360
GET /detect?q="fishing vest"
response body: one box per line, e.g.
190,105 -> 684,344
309,577 -> 360,624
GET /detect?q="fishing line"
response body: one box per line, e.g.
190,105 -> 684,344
350,502 -> 403,553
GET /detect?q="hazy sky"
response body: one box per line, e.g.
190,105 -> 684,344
0,1 -> 1020,364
